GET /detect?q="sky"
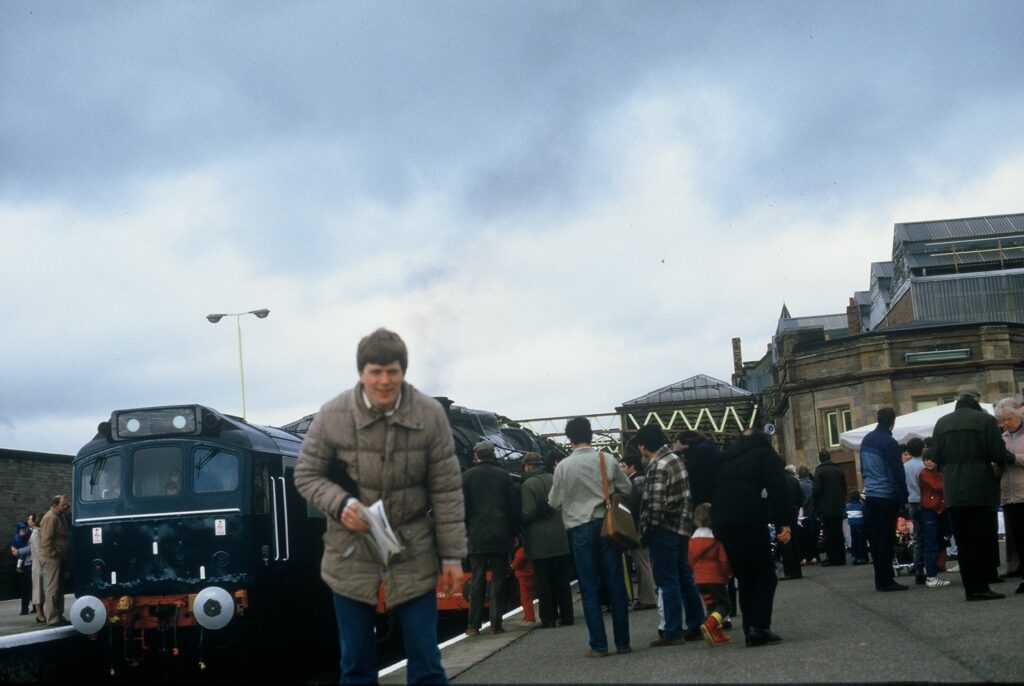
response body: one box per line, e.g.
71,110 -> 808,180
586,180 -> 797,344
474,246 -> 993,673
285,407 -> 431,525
3,1 -> 1023,455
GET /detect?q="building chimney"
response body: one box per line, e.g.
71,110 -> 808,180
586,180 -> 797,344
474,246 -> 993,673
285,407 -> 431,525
732,337 -> 743,376
846,296 -> 861,335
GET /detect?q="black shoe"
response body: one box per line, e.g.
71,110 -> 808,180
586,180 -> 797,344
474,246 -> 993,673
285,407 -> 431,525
1016,582 -> 1024,595
966,590 -> 1005,601
876,582 -> 908,592
745,628 -> 783,647
916,576 -> 927,586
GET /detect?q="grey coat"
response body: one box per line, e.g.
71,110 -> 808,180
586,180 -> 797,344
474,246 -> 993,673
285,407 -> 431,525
520,469 -> 570,560
294,381 -> 467,607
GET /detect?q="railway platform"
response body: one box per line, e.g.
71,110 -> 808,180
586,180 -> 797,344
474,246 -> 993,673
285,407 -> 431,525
384,562 -> 1024,684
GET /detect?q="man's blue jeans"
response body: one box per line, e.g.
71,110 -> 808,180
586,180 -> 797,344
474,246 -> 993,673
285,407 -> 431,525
920,508 -> 943,578
567,518 -> 631,652
333,589 -> 447,685
648,527 -> 706,638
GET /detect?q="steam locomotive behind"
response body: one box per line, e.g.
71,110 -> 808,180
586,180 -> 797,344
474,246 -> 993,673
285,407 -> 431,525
68,400 -> 564,674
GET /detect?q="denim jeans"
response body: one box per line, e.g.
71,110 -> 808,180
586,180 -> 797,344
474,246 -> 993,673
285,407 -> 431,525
567,518 -> 630,652
647,527 -> 705,638
920,508 -> 943,577
333,590 -> 447,685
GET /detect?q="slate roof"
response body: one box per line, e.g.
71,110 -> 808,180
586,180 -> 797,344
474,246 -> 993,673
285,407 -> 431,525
620,374 -> 751,407
775,313 -> 850,336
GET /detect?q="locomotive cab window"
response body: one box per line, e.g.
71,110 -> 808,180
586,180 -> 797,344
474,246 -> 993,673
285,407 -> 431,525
80,452 -> 123,502
192,446 -> 239,493
132,446 -> 183,498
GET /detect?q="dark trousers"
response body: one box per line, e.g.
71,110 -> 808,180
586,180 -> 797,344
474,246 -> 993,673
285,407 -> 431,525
821,515 -> 846,564
532,554 -> 574,628
18,565 -> 32,614
948,506 -> 999,597
716,524 -> 778,635
468,552 -> 511,630
1004,503 -> 1024,576
697,582 -> 731,618
850,524 -> 868,562
799,517 -> 819,562
864,497 -> 900,588
779,527 -> 803,578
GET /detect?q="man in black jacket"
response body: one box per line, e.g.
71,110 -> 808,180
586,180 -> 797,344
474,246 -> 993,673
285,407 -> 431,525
813,450 -> 848,566
463,441 -> 517,634
675,430 -> 722,508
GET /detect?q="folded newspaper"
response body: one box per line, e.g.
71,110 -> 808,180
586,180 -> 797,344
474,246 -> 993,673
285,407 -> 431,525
361,500 -> 404,565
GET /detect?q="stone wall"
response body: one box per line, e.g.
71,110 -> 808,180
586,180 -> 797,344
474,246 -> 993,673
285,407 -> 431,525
0,450 -> 72,600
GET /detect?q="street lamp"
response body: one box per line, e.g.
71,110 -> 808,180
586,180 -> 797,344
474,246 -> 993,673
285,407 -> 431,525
206,309 -> 270,419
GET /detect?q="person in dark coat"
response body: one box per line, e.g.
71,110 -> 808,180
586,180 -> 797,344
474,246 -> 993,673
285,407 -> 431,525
779,466 -> 804,580
711,429 -> 794,647
463,440 -> 517,633
520,452 -> 574,628
813,450 -> 849,566
796,466 -> 818,565
676,430 -> 722,508
932,385 -> 1008,601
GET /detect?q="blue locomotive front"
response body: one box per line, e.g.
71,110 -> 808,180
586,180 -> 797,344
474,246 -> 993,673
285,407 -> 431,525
68,405 -> 320,666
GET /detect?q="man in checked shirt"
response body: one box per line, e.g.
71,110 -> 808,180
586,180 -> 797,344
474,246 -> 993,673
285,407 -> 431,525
633,423 -> 706,646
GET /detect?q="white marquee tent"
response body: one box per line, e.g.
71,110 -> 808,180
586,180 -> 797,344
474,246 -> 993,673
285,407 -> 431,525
838,403 -> 995,450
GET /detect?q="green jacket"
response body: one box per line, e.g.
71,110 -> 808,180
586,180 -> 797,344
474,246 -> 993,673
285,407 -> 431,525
520,469 -> 570,560
932,399 -> 1004,508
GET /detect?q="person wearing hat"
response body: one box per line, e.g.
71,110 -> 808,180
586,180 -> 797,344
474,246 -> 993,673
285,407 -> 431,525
520,451 -> 574,628
462,440 -> 517,634
932,384 -> 1008,601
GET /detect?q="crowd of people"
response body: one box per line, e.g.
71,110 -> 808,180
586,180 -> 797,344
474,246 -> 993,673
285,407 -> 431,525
9,494 -> 72,627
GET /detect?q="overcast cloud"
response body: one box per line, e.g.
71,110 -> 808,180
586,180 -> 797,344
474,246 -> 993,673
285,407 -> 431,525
2,1 -> 1023,454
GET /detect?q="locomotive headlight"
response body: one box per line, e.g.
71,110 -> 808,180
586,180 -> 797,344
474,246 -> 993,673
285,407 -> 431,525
70,596 -> 107,635
192,586 -> 235,630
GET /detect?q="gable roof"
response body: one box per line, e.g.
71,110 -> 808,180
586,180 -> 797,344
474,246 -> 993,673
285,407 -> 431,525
620,374 -> 751,407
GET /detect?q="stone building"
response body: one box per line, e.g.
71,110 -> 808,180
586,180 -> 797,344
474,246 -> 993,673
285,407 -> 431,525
734,212 -> 1024,487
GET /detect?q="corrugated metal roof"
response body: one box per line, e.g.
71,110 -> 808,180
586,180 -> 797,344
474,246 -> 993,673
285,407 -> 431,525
621,373 -> 751,407
911,270 -> 1024,324
894,213 -> 1024,243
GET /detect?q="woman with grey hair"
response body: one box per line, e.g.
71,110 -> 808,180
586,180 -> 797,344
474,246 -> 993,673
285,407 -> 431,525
995,397 -> 1024,593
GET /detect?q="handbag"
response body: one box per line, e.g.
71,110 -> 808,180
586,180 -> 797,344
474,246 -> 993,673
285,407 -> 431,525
598,452 -> 641,551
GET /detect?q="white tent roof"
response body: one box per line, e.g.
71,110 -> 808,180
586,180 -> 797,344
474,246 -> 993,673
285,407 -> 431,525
839,403 -> 995,450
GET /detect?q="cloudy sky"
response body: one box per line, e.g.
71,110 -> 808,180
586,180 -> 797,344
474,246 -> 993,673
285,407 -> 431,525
3,2 -> 1023,455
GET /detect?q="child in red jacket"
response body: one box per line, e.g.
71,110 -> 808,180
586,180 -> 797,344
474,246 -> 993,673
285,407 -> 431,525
689,503 -> 732,646
511,545 -> 537,625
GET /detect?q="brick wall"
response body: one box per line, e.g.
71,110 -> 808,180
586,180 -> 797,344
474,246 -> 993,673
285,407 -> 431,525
0,450 -> 73,600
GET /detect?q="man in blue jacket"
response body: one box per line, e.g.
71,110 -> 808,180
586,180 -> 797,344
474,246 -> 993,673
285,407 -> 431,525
859,407 -> 909,591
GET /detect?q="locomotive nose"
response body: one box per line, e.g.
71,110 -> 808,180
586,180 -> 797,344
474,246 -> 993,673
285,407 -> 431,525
70,595 -> 107,635
192,586 -> 235,630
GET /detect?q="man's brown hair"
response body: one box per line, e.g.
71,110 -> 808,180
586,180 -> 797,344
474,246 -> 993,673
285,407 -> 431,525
356,328 -> 408,372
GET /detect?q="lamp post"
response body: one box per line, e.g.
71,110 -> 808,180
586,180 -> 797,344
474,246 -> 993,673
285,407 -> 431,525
206,309 -> 270,419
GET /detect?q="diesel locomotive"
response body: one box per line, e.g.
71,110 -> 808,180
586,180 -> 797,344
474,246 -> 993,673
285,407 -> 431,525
68,400 -> 562,672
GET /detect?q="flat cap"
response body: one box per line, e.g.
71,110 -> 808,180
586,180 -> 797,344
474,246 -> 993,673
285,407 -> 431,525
956,384 -> 982,398
473,440 -> 495,454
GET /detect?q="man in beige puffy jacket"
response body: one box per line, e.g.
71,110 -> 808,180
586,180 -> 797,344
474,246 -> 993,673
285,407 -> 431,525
294,328 -> 467,685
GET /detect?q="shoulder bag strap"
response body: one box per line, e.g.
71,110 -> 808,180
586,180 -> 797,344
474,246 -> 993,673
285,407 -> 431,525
598,451 -> 612,508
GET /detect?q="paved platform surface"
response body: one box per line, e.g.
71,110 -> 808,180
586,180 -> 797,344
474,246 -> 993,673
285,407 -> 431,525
0,595 -> 76,645
385,562 -> 1024,684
